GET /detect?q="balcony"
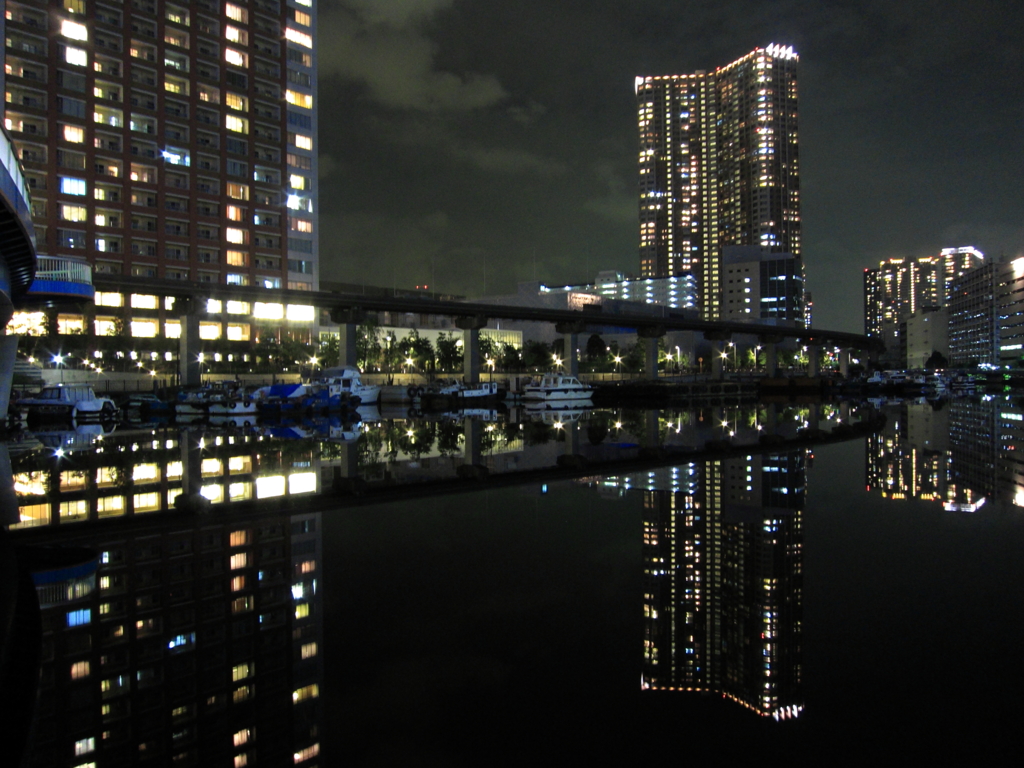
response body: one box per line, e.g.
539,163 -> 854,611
25,255 -> 94,303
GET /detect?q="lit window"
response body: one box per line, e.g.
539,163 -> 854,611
64,46 -> 88,66
199,322 -> 222,340
60,204 -> 88,222
294,744 -> 320,763
301,642 -> 317,659
292,684 -> 319,703
293,134 -> 312,151
231,575 -> 246,592
71,660 -> 91,679
130,319 -> 159,338
233,730 -> 251,747
256,475 -> 286,499
285,91 -> 312,109
230,553 -> 249,570
60,19 -> 89,40
225,115 -> 249,134
130,294 -> 159,309
285,28 -> 313,48
63,124 -> 85,143
227,183 -> 250,200
225,3 -> 248,22
225,48 -> 248,68
67,608 -> 91,627
225,25 -> 248,45
60,177 -> 87,195
253,302 -> 284,320
226,250 -> 248,267
231,596 -> 252,613
225,92 -> 248,111
286,305 -> 315,322
289,175 -> 309,190
226,205 -> 244,221
207,298 -> 223,313
294,603 -> 310,619
226,228 -> 247,244
74,737 -> 96,756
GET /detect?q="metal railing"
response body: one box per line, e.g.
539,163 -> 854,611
34,256 -> 93,286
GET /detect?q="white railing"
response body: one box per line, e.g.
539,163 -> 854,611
34,256 -> 93,285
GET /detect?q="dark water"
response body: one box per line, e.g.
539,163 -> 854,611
6,400 -> 1024,765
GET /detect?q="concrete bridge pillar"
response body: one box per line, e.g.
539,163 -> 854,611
0,336 -> 18,424
0,443 -> 16,526
839,400 -> 851,424
178,298 -> 202,387
463,416 -> 482,466
839,348 -> 850,377
564,333 -> 579,376
807,345 -> 821,377
637,325 -> 666,380
555,321 -> 586,378
808,404 -> 820,431
645,410 -> 660,448
563,419 -> 581,455
329,307 -> 366,368
764,344 -> 778,377
0,292 -> 16,423
456,315 -> 488,384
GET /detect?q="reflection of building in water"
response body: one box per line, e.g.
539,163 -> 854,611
10,431 -> 323,529
8,434 -> 323,766
865,399 -> 1024,513
867,403 -> 950,503
15,504 -> 323,767
611,453 -> 804,719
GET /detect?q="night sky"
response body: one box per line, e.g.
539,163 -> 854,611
315,0 -> 1024,333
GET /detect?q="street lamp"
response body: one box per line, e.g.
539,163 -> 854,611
614,355 -> 622,375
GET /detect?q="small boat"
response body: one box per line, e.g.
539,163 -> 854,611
317,366 -> 381,405
19,385 -> 119,424
522,374 -> 594,402
421,379 -> 501,407
120,393 -> 173,422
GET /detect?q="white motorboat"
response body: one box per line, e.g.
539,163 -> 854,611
20,385 -> 119,423
318,366 -> 381,404
522,374 -> 594,402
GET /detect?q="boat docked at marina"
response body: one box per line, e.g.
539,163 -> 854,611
317,366 -> 381,405
522,374 -> 594,403
19,385 -> 119,424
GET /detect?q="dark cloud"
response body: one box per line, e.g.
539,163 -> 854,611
318,0 -> 1024,331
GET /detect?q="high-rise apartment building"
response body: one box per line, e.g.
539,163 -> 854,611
636,44 -> 801,322
864,247 -> 983,366
4,0 -> 318,292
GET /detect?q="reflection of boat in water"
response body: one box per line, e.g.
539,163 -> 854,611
521,403 -> 592,424
120,393 -> 172,423
522,375 -> 594,402
20,385 -> 119,424
355,404 -> 381,423
31,421 -> 117,453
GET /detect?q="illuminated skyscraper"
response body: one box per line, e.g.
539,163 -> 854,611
636,45 -> 801,321
864,247 -> 983,366
3,0 -> 318,291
